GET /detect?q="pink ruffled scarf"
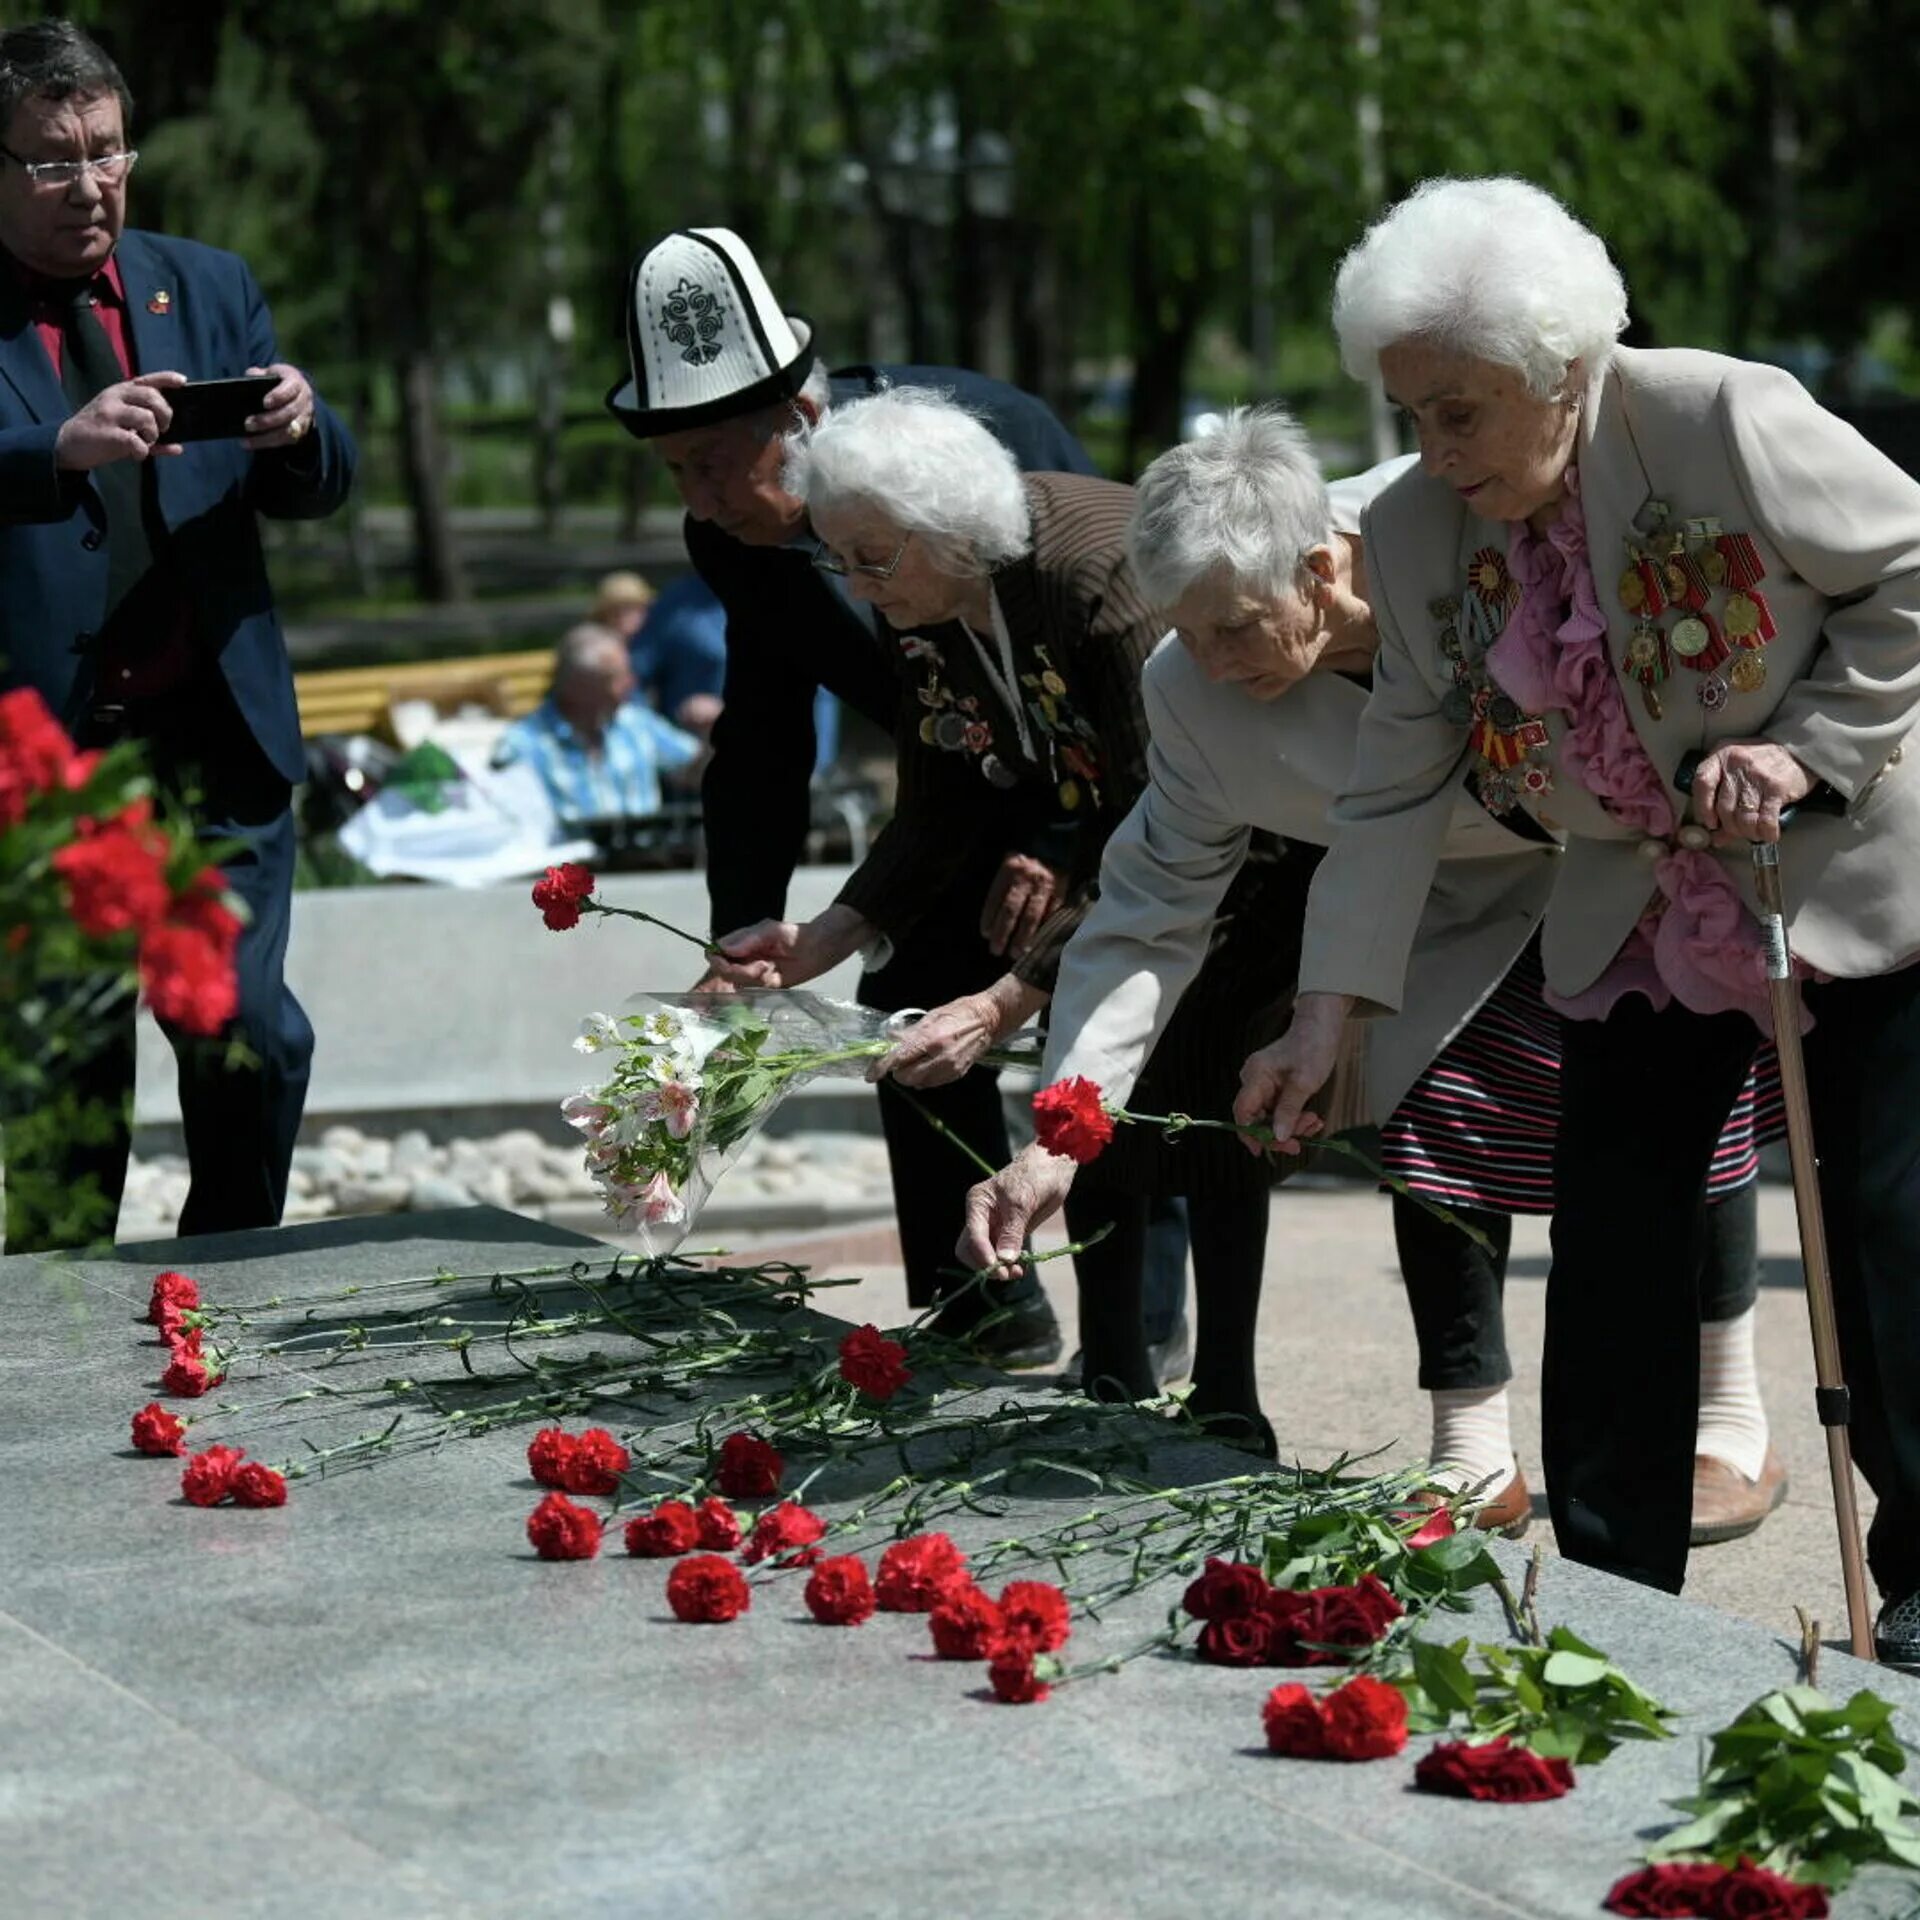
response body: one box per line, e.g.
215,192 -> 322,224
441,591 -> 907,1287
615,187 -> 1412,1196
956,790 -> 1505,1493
1486,469 -> 1789,1034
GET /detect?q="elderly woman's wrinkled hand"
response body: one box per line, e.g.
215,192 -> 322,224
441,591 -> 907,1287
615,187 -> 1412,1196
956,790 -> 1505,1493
982,851 -> 1066,959
1689,739 -> 1816,846
869,994 -> 997,1088
1233,993 -> 1350,1154
957,1145 -> 1073,1279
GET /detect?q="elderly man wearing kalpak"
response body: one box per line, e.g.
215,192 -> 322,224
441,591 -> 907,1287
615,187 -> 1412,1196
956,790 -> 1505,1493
1245,177 -> 1920,1670
949,407 -> 1784,1520
608,229 -> 1191,1368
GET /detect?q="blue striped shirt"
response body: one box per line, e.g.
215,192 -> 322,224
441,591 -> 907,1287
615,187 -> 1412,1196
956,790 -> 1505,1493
494,698 -> 701,823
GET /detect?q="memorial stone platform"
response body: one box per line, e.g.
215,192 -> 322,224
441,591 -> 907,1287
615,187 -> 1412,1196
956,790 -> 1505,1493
4,1209 -> 1917,1920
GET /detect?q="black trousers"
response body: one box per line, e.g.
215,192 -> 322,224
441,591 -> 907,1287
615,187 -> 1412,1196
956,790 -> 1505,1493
1546,979 -> 1920,1600
3,683 -> 312,1252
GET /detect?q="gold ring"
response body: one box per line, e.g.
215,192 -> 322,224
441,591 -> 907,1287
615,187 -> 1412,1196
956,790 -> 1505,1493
287,415 -> 307,442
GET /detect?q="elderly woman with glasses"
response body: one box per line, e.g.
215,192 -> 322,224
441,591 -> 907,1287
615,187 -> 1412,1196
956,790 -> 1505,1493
945,406 -> 1782,1506
1245,176 -> 1920,1668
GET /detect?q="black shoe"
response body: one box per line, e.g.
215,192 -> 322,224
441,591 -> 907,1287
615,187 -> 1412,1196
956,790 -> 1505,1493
1875,1591 -> 1920,1673
1186,1405 -> 1278,1461
937,1299 -> 1063,1372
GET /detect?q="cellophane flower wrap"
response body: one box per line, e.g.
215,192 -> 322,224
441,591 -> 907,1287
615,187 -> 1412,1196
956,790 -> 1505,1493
566,991 -> 1020,1256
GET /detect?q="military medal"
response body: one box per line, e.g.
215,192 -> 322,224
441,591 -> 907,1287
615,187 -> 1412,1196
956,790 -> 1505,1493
1435,554 -> 1552,816
1729,652 -> 1768,694
980,752 -> 1017,789
1669,616 -> 1710,660
1618,510 -> 1777,712
147,289 -> 170,315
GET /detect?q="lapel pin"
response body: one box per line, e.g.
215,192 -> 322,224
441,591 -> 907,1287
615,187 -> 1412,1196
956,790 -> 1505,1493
147,289 -> 170,316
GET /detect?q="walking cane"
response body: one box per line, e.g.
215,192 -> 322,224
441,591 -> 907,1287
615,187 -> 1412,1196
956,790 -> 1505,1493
1676,753 -> 1876,1660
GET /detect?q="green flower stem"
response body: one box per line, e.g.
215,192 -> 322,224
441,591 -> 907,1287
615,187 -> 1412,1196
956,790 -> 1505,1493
583,897 -> 722,956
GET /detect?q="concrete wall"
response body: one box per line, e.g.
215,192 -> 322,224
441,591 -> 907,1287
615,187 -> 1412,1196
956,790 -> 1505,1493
133,869 -> 869,1128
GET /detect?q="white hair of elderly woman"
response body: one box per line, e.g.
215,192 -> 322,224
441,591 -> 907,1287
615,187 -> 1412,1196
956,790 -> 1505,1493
1127,404 -> 1334,608
1333,176 -> 1629,398
782,384 -> 1032,574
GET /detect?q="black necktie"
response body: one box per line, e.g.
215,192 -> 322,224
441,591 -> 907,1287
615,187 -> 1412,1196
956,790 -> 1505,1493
59,282 -> 153,625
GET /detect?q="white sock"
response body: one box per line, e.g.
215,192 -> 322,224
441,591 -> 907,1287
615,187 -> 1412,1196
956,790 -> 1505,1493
1695,1304 -> 1769,1480
1427,1385 -> 1514,1496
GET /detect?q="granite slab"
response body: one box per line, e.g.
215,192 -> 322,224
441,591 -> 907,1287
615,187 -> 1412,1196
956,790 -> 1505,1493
4,1208 -> 1917,1920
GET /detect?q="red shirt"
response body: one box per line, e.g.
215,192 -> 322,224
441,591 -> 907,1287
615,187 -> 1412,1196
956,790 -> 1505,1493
27,251 -> 133,381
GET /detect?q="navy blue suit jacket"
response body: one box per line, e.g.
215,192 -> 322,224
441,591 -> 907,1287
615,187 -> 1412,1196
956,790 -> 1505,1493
688,362 -> 1094,933
0,228 -> 355,783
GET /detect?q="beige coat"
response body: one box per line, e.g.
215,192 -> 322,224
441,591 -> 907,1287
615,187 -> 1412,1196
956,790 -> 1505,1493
1043,635 -> 1557,1123
1300,345 -> 1920,1015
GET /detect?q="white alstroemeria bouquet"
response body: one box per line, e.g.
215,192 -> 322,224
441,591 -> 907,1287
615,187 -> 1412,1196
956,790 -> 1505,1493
565,990 -> 1036,1256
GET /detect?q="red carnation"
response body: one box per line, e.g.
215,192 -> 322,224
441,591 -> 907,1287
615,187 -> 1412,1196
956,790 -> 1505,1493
742,1499 -> 827,1566
231,1461 -> 288,1509
1031,1076 -> 1115,1164
666,1553 -> 752,1622
527,1427 -> 577,1488
929,1584 -> 1005,1660
0,685 -> 86,827
625,1501 -> 701,1557
160,1352 -> 224,1398
998,1579 -> 1072,1653
180,1445 -> 245,1507
1602,1865 -> 1730,1918
693,1496 -> 742,1550
166,1322 -> 204,1359
130,1401 -> 188,1457
561,1426 -> 630,1496
876,1532 -> 969,1612
1262,1682 -> 1328,1757
532,861 -> 596,931
1182,1557 -> 1269,1622
52,812 -> 172,938
987,1638 -> 1051,1704
804,1555 -> 877,1625
525,1491 -> 603,1561
1415,1737 -> 1574,1802
147,1270 -> 200,1325
838,1323 -> 912,1401
1319,1675 -> 1409,1761
713,1431 -> 784,1500
139,918 -> 239,1036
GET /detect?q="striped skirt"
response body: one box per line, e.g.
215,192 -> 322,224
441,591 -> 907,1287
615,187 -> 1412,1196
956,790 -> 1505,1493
1380,937 -> 1785,1213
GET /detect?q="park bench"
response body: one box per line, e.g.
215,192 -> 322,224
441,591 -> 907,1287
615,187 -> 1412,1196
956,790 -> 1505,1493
292,649 -> 554,740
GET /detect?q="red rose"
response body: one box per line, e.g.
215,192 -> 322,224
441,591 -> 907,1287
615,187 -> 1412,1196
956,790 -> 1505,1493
1258,1587 -> 1324,1666
713,1431 -> 784,1500
531,861 -> 596,931
838,1323 -> 912,1401
130,1401 -> 188,1457
693,1496 -> 742,1550
147,1270 -> 200,1325
987,1638 -> 1051,1704
52,814 -> 172,937
742,1499 -> 828,1566
929,1584 -> 1005,1660
625,1501 -> 701,1557
180,1445 -> 245,1507
998,1580 -> 1071,1653
1198,1613 -> 1274,1666
1262,1682 -> 1328,1757
1414,1737 -> 1575,1802
1311,1573 -> 1405,1647
1402,1504 -> 1457,1550
1603,1865 -> 1760,1918
1712,1861 -> 1830,1919
875,1533 -> 969,1612
525,1491 -> 603,1561
160,1353 -> 224,1397
0,685 -> 84,827
1320,1675 -> 1410,1761
666,1553 -> 752,1623
803,1554 -> 876,1625
1031,1076 -> 1115,1164
527,1427 -> 578,1488
231,1461 -> 288,1508
1182,1557 -> 1270,1622
561,1426 -> 630,1496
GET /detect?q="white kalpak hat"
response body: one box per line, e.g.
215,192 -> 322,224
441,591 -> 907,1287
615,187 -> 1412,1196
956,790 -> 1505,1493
606,227 -> 815,439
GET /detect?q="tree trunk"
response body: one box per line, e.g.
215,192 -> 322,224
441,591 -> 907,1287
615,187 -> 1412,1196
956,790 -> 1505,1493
395,345 -> 466,603
1123,200 -> 1206,475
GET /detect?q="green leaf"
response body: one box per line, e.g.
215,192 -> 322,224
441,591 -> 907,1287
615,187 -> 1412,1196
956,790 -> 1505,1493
1410,1637 -> 1479,1717
1540,1650 -> 1613,1690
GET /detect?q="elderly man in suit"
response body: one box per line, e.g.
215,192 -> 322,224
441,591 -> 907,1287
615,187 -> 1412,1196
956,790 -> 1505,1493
1248,176 -> 1920,1668
606,227 -> 1194,1371
0,21 -> 354,1251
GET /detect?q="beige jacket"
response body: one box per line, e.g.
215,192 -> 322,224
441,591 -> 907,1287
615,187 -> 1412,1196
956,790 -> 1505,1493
1043,635 -> 1557,1122
1300,345 -> 1920,1015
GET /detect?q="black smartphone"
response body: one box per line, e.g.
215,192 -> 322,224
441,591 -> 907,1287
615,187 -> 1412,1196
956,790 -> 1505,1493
156,374 -> 280,445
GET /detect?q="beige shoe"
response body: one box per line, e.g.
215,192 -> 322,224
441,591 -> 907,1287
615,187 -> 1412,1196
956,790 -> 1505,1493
1690,1445 -> 1788,1547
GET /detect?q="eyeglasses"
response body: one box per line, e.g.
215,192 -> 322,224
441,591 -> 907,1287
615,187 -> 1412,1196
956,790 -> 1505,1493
811,532 -> 911,579
0,145 -> 138,189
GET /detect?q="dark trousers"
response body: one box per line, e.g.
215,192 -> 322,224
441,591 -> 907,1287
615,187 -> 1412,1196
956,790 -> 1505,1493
3,685 -> 312,1252
1396,1178 -> 1761,1391
1546,980 -> 1920,1600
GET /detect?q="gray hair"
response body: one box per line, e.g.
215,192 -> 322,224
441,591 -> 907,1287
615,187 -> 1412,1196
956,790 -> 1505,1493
555,621 -> 627,686
1127,405 -> 1333,608
1333,177 -> 1629,398
783,385 -> 1032,575
0,20 -> 132,132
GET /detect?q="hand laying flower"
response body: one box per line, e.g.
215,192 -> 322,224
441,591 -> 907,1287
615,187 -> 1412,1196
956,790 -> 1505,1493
868,975 -> 1047,1089
709,903 -> 876,990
